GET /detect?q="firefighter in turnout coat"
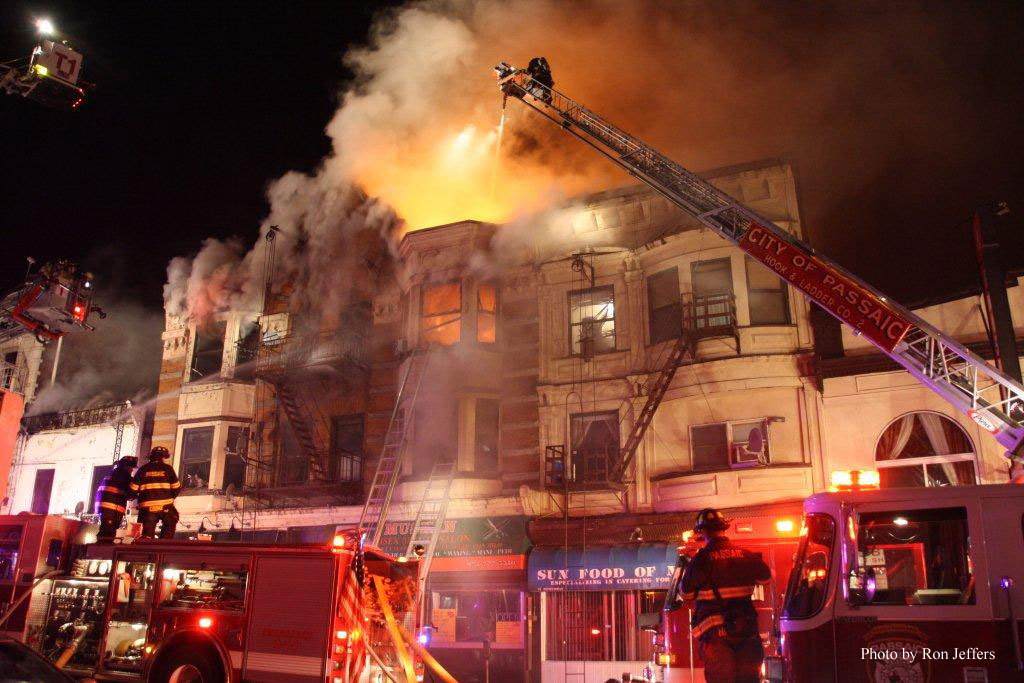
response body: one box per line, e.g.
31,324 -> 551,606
679,508 -> 772,683
95,456 -> 137,541
131,446 -> 181,539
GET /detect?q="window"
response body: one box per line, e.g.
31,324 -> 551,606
415,400 -> 458,476
190,321 -> 226,381
691,258 -> 735,330
875,413 -> 977,488
180,427 -> 214,490
158,563 -> 248,612
89,464 -> 114,513
853,507 -> 974,606
31,469 -> 54,514
1,351 -> 18,390
647,268 -> 681,344
477,282 -> 498,343
690,420 -> 770,470
430,590 -> 521,645
570,412 -> 619,483
784,513 -> 835,619
545,591 -> 663,661
330,415 -> 364,483
222,426 -> 249,492
475,399 -> 500,473
421,282 -> 462,346
569,286 -> 615,356
277,416 -> 307,485
746,257 -> 790,325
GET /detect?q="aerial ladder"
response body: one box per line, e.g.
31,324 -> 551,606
494,62 -> 1024,479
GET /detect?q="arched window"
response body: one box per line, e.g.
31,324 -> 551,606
875,412 -> 977,488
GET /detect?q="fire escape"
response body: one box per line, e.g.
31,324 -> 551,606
545,294 -> 740,490
247,309 -> 371,508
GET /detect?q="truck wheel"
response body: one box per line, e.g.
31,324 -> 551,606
150,646 -> 225,683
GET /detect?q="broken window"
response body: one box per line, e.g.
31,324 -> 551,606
569,287 -> 615,357
222,426 -> 249,493
475,398 -> 500,473
647,268 -> 681,344
330,415 -> 364,483
180,426 -> 214,490
477,282 -> 498,344
421,282 -> 462,346
190,321 -> 226,381
746,257 -> 790,325
570,412 -> 619,483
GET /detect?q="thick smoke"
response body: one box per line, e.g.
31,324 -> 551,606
29,295 -> 164,415
165,0 -> 1019,318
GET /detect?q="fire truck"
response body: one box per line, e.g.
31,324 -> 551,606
772,482 -> 1024,682
492,64 -> 1024,681
0,514 -> 447,683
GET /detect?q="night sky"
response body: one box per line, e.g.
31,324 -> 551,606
2,2 -> 1023,314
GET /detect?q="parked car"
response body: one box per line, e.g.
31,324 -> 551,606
0,636 -> 95,683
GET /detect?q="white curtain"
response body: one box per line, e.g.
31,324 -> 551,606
918,413 -> 961,485
877,415 -> 915,460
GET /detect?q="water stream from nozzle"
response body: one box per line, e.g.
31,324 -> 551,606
488,102 -> 507,200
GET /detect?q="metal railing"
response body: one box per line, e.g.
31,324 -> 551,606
257,328 -> 369,375
22,401 -> 130,434
684,293 -> 738,339
272,447 -> 363,488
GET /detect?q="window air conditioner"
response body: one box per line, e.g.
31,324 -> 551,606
731,444 -> 767,468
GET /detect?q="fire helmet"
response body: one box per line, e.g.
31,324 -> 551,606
117,456 -> 138,468
693,508 -> 730,533
149,446 -> 170,461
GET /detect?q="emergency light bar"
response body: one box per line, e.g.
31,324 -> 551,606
829,469 -> 881,492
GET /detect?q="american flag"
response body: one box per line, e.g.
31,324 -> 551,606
336,533 -> 367,682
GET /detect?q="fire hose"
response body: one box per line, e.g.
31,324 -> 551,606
53,624 -> 90,669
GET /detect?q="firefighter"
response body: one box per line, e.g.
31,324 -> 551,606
678,508 -> 771,683
526,56 -> 553,101
94,456 -> 137,541
131,446 -> 181,539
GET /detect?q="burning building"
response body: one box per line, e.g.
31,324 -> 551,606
151,157 -> 813,678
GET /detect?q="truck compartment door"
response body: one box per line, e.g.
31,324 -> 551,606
243,556 -> 335,682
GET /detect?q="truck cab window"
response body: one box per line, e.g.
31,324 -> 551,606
158,565 -> 247,612
854,507 -> 974,606
783,514 -> 834,619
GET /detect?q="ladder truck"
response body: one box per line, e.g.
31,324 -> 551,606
493,61 -> 1024,467
495,62 -> 1024,683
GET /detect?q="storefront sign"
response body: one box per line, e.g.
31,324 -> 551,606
378,516 -> 529,572
495,618 -> 523,647
528,544 -> 679,591
432,607 -> 457,643
739,224 -> 912,352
